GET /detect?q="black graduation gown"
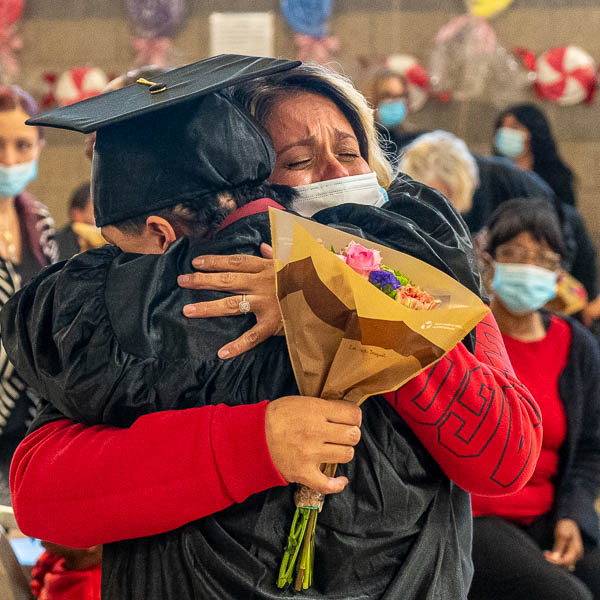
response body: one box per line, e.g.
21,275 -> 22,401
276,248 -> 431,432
1,178 -> 481,599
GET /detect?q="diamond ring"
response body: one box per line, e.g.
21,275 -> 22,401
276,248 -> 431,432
239,294 -> 251,314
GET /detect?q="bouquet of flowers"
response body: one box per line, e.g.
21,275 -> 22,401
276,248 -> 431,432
337,241 -> 441,310
269,209 -> 489,591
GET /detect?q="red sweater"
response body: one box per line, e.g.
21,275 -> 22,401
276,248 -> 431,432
472,316 -> 570,524
10,311 -> 541,548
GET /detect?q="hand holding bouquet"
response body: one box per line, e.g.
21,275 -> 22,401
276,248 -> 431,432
269,209 -> 489,591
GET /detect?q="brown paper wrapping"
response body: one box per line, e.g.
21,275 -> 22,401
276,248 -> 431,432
269,208 -> 490,407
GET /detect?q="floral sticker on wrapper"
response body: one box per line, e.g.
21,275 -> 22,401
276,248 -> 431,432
269,208 -> 489,591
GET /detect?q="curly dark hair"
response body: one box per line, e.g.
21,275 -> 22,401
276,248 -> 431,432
113,183 -> 296,239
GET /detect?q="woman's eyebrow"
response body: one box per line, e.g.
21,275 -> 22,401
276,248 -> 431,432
334,129 -> 357,143
276,135 -> 316,155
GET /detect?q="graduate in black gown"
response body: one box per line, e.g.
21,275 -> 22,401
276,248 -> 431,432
3,57 -> 541,600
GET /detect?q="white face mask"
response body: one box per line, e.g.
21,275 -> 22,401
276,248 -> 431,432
289,172 -> 388,218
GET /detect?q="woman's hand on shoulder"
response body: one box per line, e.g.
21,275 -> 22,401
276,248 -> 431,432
177,243 -> 282,358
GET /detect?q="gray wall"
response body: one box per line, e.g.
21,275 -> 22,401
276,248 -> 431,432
17,0 -> 600,260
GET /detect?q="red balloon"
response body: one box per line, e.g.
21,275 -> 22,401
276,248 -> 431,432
0,0 -> 24,26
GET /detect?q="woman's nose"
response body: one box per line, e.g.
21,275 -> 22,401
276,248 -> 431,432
319,156 -> 350,181
0,145 -> 18,166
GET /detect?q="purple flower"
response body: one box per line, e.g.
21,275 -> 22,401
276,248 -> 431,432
369,270 -> 401,294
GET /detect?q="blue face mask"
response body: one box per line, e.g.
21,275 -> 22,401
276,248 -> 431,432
492,263 -> 557,315
494,127 -> 525,158
0,160 -> 38,198
378,185 -> 389,205
378,100 -> 407,127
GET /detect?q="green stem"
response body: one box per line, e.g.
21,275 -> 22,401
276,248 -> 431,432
277,463 -> 338,591
277,508 -> 310,588
295,509 -> 317,591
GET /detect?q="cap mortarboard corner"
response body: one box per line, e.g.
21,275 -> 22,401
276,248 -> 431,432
26,55 -> 301,226
25,55 -> 300,134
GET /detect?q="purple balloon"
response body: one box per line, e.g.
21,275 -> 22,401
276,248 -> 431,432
126,0 -> 185,38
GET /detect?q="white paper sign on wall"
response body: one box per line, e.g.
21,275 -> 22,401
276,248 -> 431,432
209,12 -> 274,58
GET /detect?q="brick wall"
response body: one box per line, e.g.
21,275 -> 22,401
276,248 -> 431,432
18,0 -> 600,265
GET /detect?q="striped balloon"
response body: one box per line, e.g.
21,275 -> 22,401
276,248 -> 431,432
535,46 -> 598,106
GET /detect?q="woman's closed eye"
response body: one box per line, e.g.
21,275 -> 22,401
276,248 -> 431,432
337,152 -> 361,161
285,156 -> 313,169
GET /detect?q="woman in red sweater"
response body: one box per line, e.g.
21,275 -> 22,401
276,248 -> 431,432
470,197 -> 600,600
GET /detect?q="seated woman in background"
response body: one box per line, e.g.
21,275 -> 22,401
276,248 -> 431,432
469,197 -> 600,600
493,103 -> 576,207
368,69 -> 425,153
398,130 -> 479,216
399,130 -> 553,233
0,86 -> 57,283
0,87 -> 57,504
491,104 -> 600,324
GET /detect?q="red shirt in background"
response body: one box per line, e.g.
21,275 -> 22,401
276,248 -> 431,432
31,552 -> 101,600
472,316 -> 571,524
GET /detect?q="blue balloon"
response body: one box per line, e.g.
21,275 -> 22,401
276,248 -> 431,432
280,0 -> 333,37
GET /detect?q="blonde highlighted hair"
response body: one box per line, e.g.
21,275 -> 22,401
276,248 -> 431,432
232,63 -> 395,189
399,131 -> 479,213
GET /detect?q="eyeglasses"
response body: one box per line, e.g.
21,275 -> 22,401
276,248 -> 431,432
495,245 -> 561,271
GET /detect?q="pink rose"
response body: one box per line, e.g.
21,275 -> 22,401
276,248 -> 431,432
335,254 -> 348,263
343,241 -> 382,277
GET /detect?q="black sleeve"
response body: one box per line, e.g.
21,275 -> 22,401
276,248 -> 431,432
565,208 -> 598,300
466,156 -> 556,235
0,250 -> 122,426
555,320 -> 600,541
1,228 -> 297,429
27,399 -> 68,433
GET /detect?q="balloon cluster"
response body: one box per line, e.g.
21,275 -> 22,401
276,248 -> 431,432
280,0 -> 338,65
125,0 -> 184,67
55,67 -> 109,106
429,3 -> 598,107
516,46 -> 598,106
429,14 -> 530,104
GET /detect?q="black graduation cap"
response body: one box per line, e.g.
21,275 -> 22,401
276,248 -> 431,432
27,55 -> 300,226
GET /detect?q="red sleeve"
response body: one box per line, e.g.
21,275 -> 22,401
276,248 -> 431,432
10,401 -> 287,548
384,311 -> 542,496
